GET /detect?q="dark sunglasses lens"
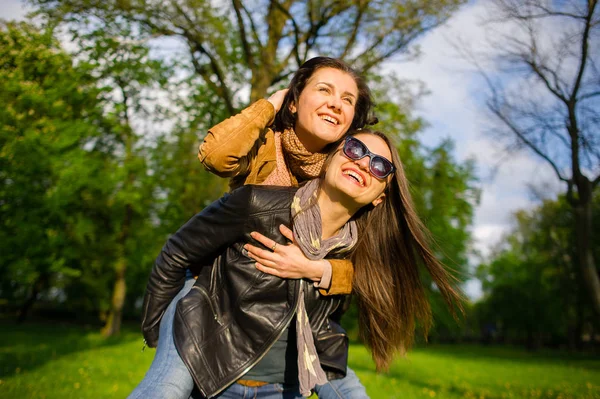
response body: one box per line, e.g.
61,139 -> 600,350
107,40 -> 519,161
344,138 -> 366,160
371,157 -> 393,178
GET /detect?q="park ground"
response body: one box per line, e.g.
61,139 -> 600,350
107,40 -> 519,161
0,321 -> 598,399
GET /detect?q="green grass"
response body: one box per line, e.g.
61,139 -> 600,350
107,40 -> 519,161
0,321 -> 598,399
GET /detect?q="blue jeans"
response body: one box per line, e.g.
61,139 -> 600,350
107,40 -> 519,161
128,277 -> 197,399
209,383 -> 304,399
129,278 -> 370,399
314,367 -> 370,398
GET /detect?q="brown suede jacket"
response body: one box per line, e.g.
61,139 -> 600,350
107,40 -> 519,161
198,99 -> 353,295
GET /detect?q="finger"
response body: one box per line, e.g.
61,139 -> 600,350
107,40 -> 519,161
255,262 -> 282,277
245,244 -> 277,261
250,231 -> 278,251
245,248 -> 278,267
279,224 -> 295,243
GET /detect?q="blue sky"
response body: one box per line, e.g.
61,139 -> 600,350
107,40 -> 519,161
2,0 -> 566,299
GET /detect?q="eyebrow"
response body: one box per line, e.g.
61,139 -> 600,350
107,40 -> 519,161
317,82 -> 357,99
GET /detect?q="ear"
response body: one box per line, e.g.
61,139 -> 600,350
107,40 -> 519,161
289,102 -> 297,114
372,193 -> 385,207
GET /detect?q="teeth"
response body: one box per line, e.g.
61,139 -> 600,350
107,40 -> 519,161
320,115 -> 339,125
343,170 -> 364,186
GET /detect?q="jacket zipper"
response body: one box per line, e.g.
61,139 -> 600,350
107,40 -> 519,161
201,279 -> 304,398
191,285 -> 223,326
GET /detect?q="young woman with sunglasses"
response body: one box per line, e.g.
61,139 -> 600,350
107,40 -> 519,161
131,130 -> 462,398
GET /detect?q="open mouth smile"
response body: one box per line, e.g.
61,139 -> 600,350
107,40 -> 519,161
342,168 -> 366,186
320,114 -> 339,125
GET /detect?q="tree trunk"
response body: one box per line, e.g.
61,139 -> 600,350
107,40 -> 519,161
16,273 -> 49,323
101,256 -> 127,337
101,201 -> 133,337
574,198 -> 600,319
250,70 -> 274,103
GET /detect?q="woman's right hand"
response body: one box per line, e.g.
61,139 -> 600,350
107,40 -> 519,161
267,89 -> 289,113
244,224 -> 326,281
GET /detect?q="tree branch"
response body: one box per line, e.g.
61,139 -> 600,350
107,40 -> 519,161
488,97 -> 570,184
578,90 -> 600,101
231,0 -> 255,67
339,4 -> 366,60
569,0 -> 597,104
270,0 -> 301,67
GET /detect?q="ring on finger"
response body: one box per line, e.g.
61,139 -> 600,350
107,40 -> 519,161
271,243 -> 277,252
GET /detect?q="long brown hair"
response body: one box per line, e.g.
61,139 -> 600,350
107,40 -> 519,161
345,130 -> 464,371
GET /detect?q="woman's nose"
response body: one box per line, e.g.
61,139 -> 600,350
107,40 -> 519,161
328,95 -> 342,111
355,156 -> 371,171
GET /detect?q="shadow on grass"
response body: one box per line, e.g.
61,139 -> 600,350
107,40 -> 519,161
0,320 -> 142,379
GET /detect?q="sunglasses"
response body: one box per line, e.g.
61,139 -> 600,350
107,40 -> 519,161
342,136 -> 395,179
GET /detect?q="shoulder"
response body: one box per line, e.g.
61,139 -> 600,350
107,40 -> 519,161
227,185 -> 298,215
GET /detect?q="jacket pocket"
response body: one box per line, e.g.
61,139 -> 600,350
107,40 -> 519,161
191,285 -> 223,326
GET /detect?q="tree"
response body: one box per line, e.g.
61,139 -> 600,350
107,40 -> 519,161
0,21 -> 109,320
475,194 -> 598,348
462,0 -> 600,317
31,0 -> 465,110
76,22 -> 176,337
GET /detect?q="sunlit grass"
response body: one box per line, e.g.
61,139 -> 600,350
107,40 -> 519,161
0,321 -> 598,398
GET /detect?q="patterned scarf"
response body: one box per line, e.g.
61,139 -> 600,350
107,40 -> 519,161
261,131 -> 293,186
291,178 -> 357,396
281,128 -> 328,181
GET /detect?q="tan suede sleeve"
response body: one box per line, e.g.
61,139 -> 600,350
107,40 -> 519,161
199,99 -> 275,178
319,258 -> 354,296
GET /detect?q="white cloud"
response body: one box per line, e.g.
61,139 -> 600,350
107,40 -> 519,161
0,0 -> 30,20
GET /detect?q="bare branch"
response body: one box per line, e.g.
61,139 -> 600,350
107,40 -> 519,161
231,0 -> 255,67
186,40 -> 235,115
491,0 -> 589,23
570,0 -> 597,103
270,0 -> 301,67
339,3 -> 367,60
578,90 -> 600,101
488,97 -> 570,184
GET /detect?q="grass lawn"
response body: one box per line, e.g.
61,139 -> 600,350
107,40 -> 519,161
0,321 -> 598,399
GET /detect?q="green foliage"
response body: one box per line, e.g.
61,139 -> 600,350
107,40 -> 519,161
1,322 -> 598,399
475,194 -> 600,348
0,21 -> 110,314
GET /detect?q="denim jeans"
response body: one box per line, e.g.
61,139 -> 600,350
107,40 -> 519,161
128,277 -> 197,399
129,278 -> 370,399
208,383 -> 304,399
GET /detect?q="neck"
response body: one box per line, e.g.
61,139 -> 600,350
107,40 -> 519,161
294,126 -> 325,154
316,186 -> 359,240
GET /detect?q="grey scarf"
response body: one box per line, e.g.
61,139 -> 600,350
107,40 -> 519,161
291,178 -> 357,396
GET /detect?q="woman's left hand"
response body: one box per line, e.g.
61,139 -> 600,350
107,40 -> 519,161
244,224 -> 326,281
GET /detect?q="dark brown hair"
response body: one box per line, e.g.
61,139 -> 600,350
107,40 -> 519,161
333,129 -> 465,371
272,57 -> 376,134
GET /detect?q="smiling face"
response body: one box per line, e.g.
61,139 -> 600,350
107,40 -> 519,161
291,67 -> 358,153
323,133 -> 392,209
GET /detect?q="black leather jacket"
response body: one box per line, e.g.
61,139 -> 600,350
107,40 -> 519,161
141,185 -> 349,398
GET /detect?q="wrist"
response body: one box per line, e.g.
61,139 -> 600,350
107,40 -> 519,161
307,259 -> 326,282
